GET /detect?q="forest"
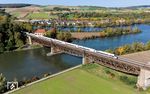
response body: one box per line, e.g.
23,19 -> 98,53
0,9 -> 32,53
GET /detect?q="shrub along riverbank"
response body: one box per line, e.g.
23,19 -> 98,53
45,28 -> 72,42
78,26 -> 141,40
106,41 -> 150,55
0,72 -> 51,93
99,26 -> 141,37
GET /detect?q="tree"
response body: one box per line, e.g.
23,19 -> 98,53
132,42 -> 145,52
45,30 -> 57,38
14,32 -> 24,47
0,43 -> 4,53
146,41 -> 150,50
122,44 -> 132,54
0,10 -> 28,53
56,32 -> 72,42
23,23 -> 32,32
6,40 -> 14,51
15,39 -> 24,47
64,32 -> 72,42
116,47 -> 124,55
0,73 -> 6,93
45,28 -> 57,38
56,32 -> 64,40
132,26 -> 141,33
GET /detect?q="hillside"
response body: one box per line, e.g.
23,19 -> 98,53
0,4 -> 34,8
125,5 -> 150,9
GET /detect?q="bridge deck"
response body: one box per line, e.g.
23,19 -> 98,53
121,50 -> 150,64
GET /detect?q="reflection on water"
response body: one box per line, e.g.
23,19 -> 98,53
0,48 -> 81,81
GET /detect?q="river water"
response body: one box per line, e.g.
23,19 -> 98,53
0,48 -> 81,81
0,24 -> 150,81
73,24 -> 150,50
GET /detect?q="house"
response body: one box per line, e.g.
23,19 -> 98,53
34,29 -> 46,36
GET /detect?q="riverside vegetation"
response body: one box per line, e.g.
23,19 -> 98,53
0,9 -> 32,53
78,26 -> 141,39
45,28 -> 72,42
106,41 -> 150,55
45,26 -> 141,41
99,26 -> 141,37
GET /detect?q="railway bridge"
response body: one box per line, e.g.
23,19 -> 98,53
26,32 -> 150,90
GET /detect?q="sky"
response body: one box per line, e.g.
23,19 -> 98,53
0,0 -> 150,7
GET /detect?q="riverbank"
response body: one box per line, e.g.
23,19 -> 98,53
71,31 -> 141,40
16,44 -> 43,51
10,64 -> 150,94
1,44 -> 43,54
71,26 -> 141,40
106,41 -> 150,55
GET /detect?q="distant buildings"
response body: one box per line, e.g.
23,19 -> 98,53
34,29 -> 46,36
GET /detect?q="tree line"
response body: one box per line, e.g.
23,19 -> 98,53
99,26 -> 141,37
0,9 -> 32,53
45,28 -> 72,42
80,26 -> 141,40
106,41 -> 150,55
0,4 -> 32,8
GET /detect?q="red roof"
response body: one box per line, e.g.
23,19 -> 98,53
34,29 -> 46,33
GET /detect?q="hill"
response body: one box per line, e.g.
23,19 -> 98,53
0,4 -> 36,8
121,5 -> 150,9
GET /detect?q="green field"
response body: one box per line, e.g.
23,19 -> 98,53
12,64 -> 150,94
11,12 -> 21,17
26,13 -> 58,19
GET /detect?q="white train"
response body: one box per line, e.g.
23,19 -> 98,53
29,33 -> 118,59
97,50 -> 118,59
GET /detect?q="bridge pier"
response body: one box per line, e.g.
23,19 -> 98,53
82,55 -> 91,64
137,67 -> 150,90
28,36 -> 32,45
47,46 -> 63,56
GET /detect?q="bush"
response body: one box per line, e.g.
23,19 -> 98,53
104,68 -> 111,74
110,73 -> 115,79
111,41 -> 150,55
56,32 -> 72,42
45,30 -> 57,38
119,75 -> 136,86
0,73 -> 6,93
99,26 -> 141,38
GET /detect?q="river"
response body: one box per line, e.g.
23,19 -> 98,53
73,24 -> 150,50
0,24 -> 150,81
0,48 -> 81,81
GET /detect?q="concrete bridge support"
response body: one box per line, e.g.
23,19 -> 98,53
137,68 -> 150,90
82,55 -> 91,64
47,46 -> 62,56
28,36 -> 32,45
